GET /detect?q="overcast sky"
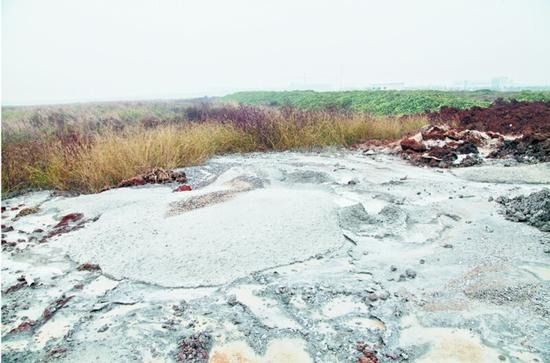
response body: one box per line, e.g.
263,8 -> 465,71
2,0 -> 550,105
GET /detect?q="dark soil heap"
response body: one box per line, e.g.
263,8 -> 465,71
496,189 -> 550,232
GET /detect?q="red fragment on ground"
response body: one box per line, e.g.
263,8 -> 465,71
173,184 -> 192,192
356,342 -> 379,363
4,280 -> 26,294
9,320 -> 35,334
42,213 -> 97,243
42,295 -> 74,322
77,262 -> 101,271
400,137 -> 426,152
55,213 -> 84,228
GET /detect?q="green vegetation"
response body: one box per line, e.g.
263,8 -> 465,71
223,90 -> 550,115
5,89 -> 548,194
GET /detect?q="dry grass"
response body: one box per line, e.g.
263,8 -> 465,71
2,105 -> 427,194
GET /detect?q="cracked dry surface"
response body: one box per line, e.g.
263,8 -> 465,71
1,150 -> 549,363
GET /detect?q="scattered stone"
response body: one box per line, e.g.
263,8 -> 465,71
176,332 -> 212,362
367,293 -> 378,302
405,269 -> 417,279
227,294 -> 238,306
356,342 -> 379,363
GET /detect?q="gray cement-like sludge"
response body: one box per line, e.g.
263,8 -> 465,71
64,187 -> 344,287
1,150 -> 549,363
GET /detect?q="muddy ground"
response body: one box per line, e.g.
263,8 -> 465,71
1,150 -> 549,363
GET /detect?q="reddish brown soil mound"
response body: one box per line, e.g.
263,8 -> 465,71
399,125 -> 497,168
116,168 -> 187,188
427,99 -> 550,135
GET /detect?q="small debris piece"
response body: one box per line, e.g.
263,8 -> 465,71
4,278 -> 27,294
9,320 -> 35,334
48,346 -> 68,357
77,262 -> 101,271
174,184 -> 193,192
176,332 -> 212,362
356,342 -> 379,363
15,206 -> 40,219
42,295 -> 74,322
55,213 -> 84,228
42,213 -> 96,242
343,234 -> 358,246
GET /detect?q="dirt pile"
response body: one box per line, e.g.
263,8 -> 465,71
427,99 -> 550,135
434,99 -> 550,163
489,133 -> 550,162
400,100 -> 550,166
496,188 -> 550,231
399,125 -> 497,168
108,168 -> 187,190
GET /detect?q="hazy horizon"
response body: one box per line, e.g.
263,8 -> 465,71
3,0 -> 550,106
